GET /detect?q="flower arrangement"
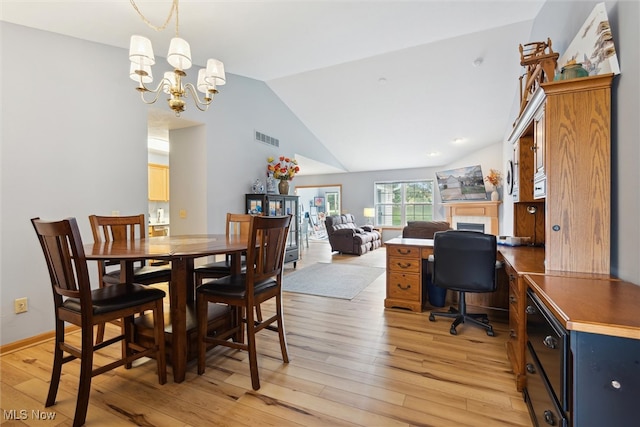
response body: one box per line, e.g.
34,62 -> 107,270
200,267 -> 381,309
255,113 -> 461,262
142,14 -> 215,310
267,156 -> 300,181
484,168 -> 502,187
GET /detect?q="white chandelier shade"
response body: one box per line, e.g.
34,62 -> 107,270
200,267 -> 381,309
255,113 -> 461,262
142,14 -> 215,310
167,37 -> 192,70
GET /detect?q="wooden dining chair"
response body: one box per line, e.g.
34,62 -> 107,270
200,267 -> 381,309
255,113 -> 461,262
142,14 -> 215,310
196,215 -> 292,390
194,213 -> 263,321
89,214 -> 172,343
31,217 -> 167,427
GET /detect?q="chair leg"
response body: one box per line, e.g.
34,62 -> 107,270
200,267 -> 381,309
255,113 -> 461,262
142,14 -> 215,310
123,315 -> 135,369
245,302 -> 260,390
255,304 -> 263,322
275,294 -> 289,363
95,323 -> 106,345
196,295 -> 208,375
46,319 -> 65,407
153,300 -> 167,384
73,322 -> 95,427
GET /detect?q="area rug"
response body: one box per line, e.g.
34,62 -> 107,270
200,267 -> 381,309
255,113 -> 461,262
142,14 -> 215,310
283,262 -> 385,300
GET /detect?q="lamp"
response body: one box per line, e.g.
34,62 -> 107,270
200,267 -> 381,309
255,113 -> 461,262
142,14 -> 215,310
363,208 -> 375,225
128,0 -> 225,116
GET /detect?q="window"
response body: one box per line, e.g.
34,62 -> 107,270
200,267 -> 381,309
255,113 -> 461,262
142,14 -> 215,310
374,180 -> 434,226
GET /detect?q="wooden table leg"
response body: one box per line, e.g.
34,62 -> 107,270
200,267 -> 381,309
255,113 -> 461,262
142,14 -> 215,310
170,257 -> 188,383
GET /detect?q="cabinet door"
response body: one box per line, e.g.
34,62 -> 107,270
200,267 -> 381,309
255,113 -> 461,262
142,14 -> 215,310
533,106 -> 546,199
544,80 -> 611,274
148,164 -> 169,201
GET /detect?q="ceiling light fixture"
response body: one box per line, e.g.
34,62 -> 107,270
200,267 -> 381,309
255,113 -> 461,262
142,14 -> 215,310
128,0 -> 225,116
452,137 -> 465,144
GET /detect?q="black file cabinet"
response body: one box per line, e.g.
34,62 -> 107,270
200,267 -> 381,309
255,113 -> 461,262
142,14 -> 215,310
246,194 -> 299,267
525,288 -> 640,427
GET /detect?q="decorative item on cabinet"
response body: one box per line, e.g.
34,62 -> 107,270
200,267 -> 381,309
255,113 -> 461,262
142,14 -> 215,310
251,179 -> 264,194
554,60 -> 588,81
278,179 -> 289,195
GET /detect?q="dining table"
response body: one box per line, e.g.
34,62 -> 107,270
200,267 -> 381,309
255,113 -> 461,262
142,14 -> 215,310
84,233 -> 248,383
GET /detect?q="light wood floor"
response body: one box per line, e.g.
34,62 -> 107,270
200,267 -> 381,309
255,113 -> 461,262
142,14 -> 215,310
1,240 -> 531,426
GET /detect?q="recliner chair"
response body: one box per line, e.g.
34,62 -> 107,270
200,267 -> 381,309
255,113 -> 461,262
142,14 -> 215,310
428,230 -> 501,336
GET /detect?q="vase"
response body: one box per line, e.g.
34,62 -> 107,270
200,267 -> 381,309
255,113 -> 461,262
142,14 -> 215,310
278,179 -> 289,195
491,189 -> 499,201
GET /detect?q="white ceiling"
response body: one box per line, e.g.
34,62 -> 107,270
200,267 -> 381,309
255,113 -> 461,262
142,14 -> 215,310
1,0 -> 546,174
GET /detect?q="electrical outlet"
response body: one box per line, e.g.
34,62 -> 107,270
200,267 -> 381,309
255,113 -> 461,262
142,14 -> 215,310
14,297 -> 28,314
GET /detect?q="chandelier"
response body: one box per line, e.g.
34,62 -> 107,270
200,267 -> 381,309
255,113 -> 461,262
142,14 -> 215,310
128,0 -> 225,116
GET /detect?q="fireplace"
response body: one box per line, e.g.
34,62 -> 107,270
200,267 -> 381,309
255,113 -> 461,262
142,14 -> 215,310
443,201 -> 501,235
457,222 -> 485,233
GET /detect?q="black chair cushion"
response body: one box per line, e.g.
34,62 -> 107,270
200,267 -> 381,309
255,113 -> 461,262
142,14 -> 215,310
195,259 -> 247,275
103,265 -> 171,285
63,283 -> 166,315
197,274 -> 277,298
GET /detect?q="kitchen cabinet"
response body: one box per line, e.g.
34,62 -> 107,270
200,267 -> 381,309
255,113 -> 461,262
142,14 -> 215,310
148,163 -> 169,201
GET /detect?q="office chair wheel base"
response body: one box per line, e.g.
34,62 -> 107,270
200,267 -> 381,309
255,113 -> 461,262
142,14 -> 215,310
449,327 -> 457,335
480,317 -> 490,324
486,328 -> 495,337
428,314 -> 435,322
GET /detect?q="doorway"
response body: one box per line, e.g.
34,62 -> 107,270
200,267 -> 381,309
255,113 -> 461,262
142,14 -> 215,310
295,184 -> 342,234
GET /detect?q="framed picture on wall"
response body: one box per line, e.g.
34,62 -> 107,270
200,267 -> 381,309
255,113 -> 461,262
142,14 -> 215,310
314,197 -> 325,212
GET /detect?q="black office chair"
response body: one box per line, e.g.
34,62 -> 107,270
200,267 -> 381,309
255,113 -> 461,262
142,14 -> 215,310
428,230 -> 501,336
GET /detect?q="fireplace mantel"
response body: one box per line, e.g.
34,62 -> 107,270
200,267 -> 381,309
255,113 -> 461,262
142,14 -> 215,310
443,201 -> 501,235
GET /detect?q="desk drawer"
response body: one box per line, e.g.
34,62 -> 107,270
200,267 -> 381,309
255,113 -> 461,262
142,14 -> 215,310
526,289 -> 568,410
387,272 -> 420,300
387,245 -> 420,258
524,343 -> 568,427
388,256 -> 420,273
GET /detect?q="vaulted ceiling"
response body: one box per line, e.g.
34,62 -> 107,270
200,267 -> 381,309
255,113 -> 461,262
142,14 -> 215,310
1,0 -> 546,174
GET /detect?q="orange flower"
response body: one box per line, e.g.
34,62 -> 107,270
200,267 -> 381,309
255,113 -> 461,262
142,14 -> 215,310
484,169 -> 502,187
267,156 -> 300,180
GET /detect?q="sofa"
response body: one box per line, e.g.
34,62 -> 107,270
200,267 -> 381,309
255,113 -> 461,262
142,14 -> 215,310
402,221 -> 451,239
325,214 -> 382,255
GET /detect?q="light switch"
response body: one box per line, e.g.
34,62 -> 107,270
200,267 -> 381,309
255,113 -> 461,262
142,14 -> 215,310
179,209 -> 187,218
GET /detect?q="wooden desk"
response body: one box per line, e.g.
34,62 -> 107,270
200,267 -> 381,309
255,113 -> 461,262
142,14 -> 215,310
85,234 -> 247,383
384,237 -> 514,312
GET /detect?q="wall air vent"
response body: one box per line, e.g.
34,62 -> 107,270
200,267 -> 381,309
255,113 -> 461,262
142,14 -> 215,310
255,130 -> 279,148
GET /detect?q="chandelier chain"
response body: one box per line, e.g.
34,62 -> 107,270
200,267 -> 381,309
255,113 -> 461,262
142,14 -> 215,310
130,0 -> 180,36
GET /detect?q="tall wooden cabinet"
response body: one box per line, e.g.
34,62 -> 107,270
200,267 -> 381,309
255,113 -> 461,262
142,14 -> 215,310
245,194 -> 299,266
509,73 -> 613,274
507,74 -> 614,393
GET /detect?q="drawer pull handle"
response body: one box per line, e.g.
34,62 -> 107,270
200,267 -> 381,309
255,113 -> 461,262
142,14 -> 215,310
509,274 -> 516,281
526,363 -> 536,374
611,380 -> 621,389
509,295 -> 517,304
543,410 -> 556,425
525,306 -> 536,315
397,249 -> 413,255
397,284 -> 411,291
396,262 -> 412,269
509,330 -> 517,339
543,336 -> 557,349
